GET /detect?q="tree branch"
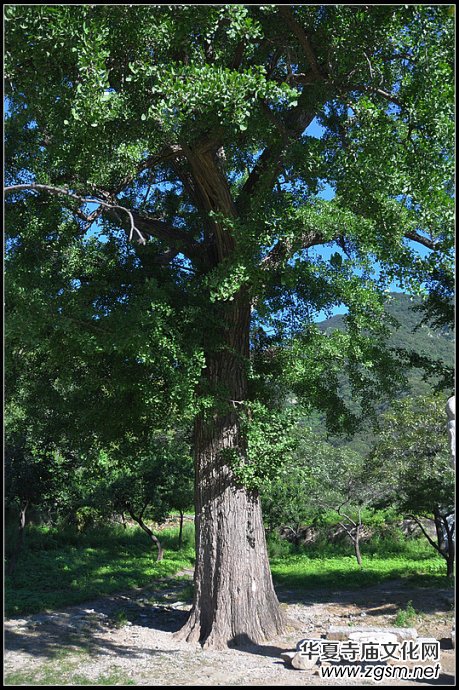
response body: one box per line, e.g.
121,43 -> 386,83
5,182 -> 204,259
260,230 -> 328,272
130,211 -> 201,252
337,520 -> 356,541
407,514 -> 444,557
117,144 -> 184,190
5,183 -> 147,245
236,101 -> 316,209
403,230 -> 438,251
348,83 -> 404,109
231,40 -> 246,70
278,6 -> 323,80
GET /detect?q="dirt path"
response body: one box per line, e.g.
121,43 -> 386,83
4,572 -> 455,686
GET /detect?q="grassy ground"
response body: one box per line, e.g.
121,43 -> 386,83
5,522 -> 451,618
5,666 -> 136,687
5,523 -> 195,617
271,551 -> 449,591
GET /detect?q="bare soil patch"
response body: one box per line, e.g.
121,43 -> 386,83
4,573 -> 455,686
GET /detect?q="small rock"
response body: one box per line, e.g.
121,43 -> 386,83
291,652 -> 320,671
348,631 -> 398,646
327,625 -> 417,641
280,651 -> 296,666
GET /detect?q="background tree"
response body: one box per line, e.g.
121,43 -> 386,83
307,446 -> 379,567
5,5 -> 454,647
260,459 -> 314,544
288,428 -> 381,566
166,453 -> 195,551
90,434 -> 194,562
367,394 -> 455,576
5,434 -> 74,575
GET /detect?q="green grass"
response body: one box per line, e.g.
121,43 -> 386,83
395,599 -> 418,627
271,548 -> 451,592
6,520 -> 451,619
4,665 -> 136,686
5,523 -> 195,617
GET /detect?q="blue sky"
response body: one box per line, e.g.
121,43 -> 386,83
302,118 -> 432,321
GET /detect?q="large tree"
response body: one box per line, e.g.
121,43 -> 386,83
4,6 -> 454,647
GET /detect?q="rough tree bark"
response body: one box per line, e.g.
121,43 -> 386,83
445,533 -> 455,578
172,146 -> 286,648
434,510 -> 455,578
176,291 -> 285,649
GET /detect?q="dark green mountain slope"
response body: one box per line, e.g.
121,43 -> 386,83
315,292 -> 455,453
319,292 -> 454,372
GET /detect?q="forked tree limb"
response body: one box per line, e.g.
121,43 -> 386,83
5,182 -> 202,258
278,6 -> 324,81
5,183 -> 147,244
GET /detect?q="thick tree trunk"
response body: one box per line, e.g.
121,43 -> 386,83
446,550 -> 455,578
176,294 -> 285,649
434,509 -> 448,555
442,513 -> 455,578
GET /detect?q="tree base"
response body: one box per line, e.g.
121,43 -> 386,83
174,478 -> 286,650
175,600 -> 286,650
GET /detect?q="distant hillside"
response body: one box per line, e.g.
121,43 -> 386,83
318,292 -> 454,373
314,292 -> 454,453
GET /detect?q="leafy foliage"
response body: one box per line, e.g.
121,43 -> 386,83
319,292 -> 454,394
4,6 -> 454,617
365,394 -> 454,574
367,394 -> 454,516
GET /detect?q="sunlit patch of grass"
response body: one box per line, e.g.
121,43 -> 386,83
6,520 -> 450,619
395,599 -> 418,627
271,551 -> 451,591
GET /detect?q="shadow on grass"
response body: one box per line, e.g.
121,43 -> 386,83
5,542 -> 195,617
273,569 -> 454,617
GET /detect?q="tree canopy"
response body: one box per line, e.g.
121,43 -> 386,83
5,4 -> 454,648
